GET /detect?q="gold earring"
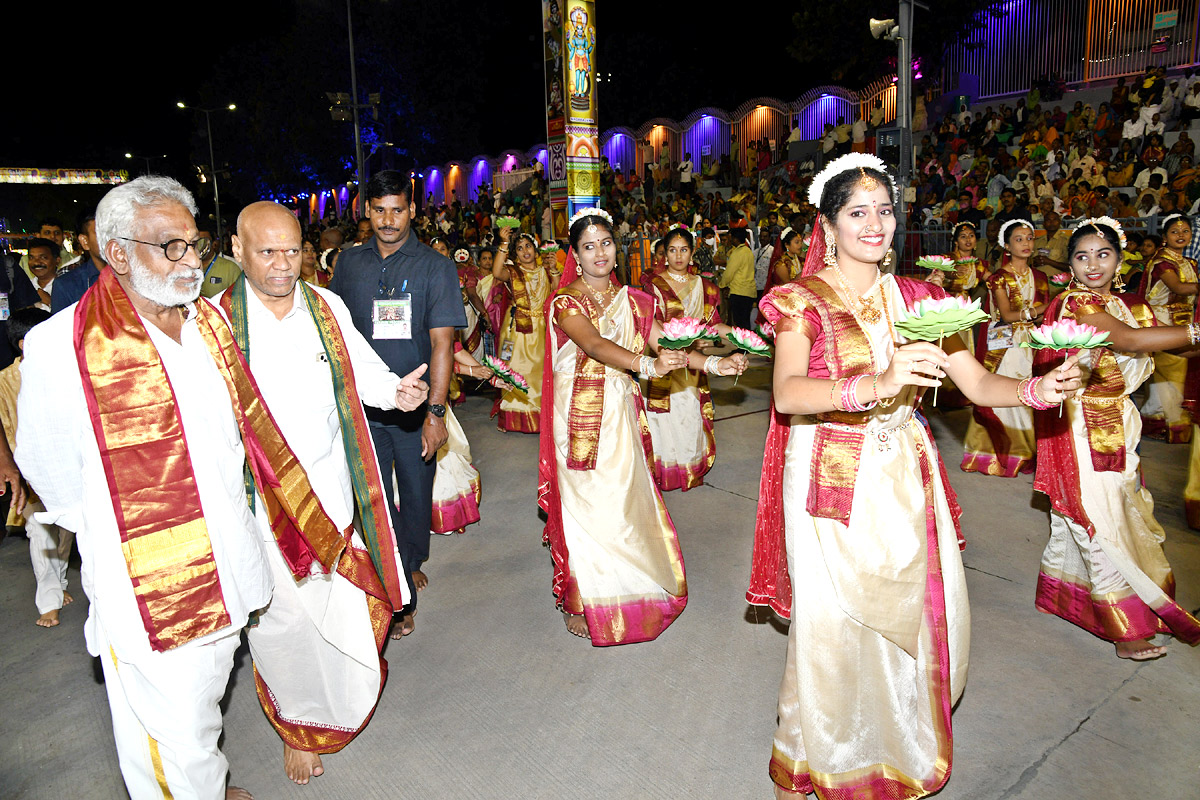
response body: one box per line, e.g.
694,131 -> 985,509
881,250 -> 893,270
1112,271 -> 1126,291
823,241 -> 838,267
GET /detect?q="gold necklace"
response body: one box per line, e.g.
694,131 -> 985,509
583,279 -> 617,312
832,262 -> 883,324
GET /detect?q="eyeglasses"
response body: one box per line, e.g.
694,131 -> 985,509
117,236 -> 213,262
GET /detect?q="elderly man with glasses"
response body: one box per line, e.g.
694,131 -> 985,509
13,176 -> 366,800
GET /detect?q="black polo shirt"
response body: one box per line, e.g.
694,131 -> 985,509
327,235 -> 465,420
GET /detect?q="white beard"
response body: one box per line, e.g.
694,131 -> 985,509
127,253 -> 202,307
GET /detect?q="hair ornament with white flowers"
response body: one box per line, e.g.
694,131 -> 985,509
568,206 -> 613,229
998,218 -> 1035,246
1074,215 -> 1127,251
806,152 -> 897,207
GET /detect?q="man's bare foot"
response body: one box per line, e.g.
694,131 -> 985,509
226,787 -> 253,800
1116,639 -> 1168,661
563,611 -> 589,639
35,610 -> 60,628
284,743 -> 324,785
413,569 -> 428,590
62,591 -> 74,605
389,611 -> 416,640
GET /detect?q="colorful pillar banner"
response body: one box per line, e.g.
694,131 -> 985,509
544,0 -> 599,241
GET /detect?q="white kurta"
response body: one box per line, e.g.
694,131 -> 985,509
16,299 -> 273,800
16,301 -> 272,663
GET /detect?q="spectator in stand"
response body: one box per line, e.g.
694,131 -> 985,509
1111,76 -> 1130,117
25,239 -> 58,311
994,187 -> 1024,226
1033,210 -> 1070,273
1182,82 -> 1200,127
1166,131 -> 1195,174
1135,165 -> 1168,196
679,152 -> 694,197
1122,109 -> 1146,151
1138,65 -> 1166,127
851,116 -> 868,153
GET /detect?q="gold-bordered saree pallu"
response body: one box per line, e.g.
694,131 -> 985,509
75,268 -> 352,652
1033,291 -> 1200,646
220,277 -> 402,752
537,285 -> 687,646
644,273 -> 722,491
749,276 -> 970,800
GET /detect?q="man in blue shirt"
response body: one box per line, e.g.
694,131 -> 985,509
50,212 -> 105,314
328,171 -> 465,638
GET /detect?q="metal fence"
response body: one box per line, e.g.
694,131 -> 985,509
940,0 -> 1200,99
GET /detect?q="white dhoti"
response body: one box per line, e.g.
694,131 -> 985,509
95,617 -> 240,800
247,530 -> 383,748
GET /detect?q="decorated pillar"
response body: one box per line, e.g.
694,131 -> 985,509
543,0 -> 599,241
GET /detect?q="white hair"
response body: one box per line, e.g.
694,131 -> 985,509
95,175 -> 199,256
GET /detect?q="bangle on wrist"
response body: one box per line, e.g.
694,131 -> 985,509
1188,322 -> 1200,346
831,378 -> 844,411
1018,376 -> 1055,410
704,355 -> 722,375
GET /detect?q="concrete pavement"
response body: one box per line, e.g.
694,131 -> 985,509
1,360 -> 1197,799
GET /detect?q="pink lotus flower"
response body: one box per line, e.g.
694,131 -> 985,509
1050,272 -> 1072,286
916,255 -> 958,272
727,327 -> 772,356
1022,319 -> 1110,349
661,317 -> 707,340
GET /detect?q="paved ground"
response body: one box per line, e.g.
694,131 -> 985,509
2,359 -> 1198,800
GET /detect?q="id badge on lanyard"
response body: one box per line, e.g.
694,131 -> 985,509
373,294 -> 413,340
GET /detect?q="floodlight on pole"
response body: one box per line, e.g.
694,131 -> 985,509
176,101 -> 237,246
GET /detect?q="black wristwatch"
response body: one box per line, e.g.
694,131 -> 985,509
427,403 -> 447,418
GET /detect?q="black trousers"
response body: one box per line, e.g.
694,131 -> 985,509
369,420 -> 436,612
729,293 -> 755,330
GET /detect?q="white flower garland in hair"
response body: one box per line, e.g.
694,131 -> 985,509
568,206 -> 614,229
807,152 -> 896,207
1074,215 -> 1127,251
1160,212 -> 1187,236
998,218 -> 1035,247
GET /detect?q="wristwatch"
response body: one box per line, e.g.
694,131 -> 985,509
427,403 -> 447,418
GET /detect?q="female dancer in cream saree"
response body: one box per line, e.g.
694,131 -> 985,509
539,211 -> 743,644
961,220 -> 1050,476
1034,219 -> 1200,660
644,226 -> 730,491
748,155 -> 1080,799
1138,215 -> 1199,443
493,227 -> 555,432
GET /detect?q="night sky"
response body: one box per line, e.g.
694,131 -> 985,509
4,1 -> 811,229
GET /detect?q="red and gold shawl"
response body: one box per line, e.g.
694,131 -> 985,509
746,222 -> 963,618
537,251 -> 656,608
1033,290 -> 1156,532
75,268 -> 349,652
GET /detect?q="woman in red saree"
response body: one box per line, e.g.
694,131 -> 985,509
539,210 -> 744,645
749,154 -> 1079,800
1033,217 -> 1200,660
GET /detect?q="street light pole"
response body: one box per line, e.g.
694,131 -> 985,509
177,102 -> 236,247
202,110 -> 223,246
347,0 -> 366,214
